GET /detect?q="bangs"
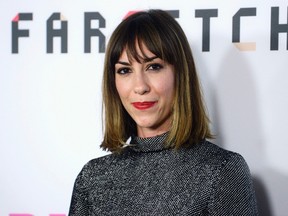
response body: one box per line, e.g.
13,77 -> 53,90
109,12 -> 175,67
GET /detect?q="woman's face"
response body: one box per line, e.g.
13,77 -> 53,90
115,44 -> 175,138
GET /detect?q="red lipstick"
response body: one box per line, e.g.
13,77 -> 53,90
132,101 -> 156,110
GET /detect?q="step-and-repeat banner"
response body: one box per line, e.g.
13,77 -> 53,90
1,0 -> 287,215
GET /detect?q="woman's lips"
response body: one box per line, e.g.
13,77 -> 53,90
132,101 -> 157,110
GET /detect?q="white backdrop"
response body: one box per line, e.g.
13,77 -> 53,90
1,0 -> 287,215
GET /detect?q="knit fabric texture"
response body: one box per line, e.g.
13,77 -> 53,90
69,133 -> 258,215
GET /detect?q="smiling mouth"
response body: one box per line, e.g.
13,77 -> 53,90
132,101 -> 157,110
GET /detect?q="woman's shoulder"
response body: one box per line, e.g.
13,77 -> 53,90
79,152 -> 124,174
81,140 -> 250,175
74,140 -> 251,189
197,141 -> 257,214
182,140 -> 250,173
72,153 -> 121,189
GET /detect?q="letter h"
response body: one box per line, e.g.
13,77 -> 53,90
271,7 -> 288,50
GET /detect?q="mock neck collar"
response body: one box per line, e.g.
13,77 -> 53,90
128,132 -> 171,153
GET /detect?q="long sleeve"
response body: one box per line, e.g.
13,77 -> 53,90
68,163 -> 90,216
208,153 -> 258,216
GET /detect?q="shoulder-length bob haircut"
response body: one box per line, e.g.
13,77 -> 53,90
101,9 -> 212,152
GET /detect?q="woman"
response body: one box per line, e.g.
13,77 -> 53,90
69,10 -> 258,215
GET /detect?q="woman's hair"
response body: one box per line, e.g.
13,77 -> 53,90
101,9 -> 212,152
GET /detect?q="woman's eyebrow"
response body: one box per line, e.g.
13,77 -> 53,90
116,56 -> 159,65
143,56 -> 158,63
116,61 -> 130,66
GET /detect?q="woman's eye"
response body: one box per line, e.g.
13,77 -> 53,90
147,63 -> 163,71
116,67 -> 130,75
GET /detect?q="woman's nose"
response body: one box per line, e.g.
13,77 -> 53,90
133,73 -> 150,95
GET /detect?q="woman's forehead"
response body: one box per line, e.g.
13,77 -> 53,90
118,42 -> 159,63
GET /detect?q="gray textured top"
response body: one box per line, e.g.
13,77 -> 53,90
69,133 -> 258,215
